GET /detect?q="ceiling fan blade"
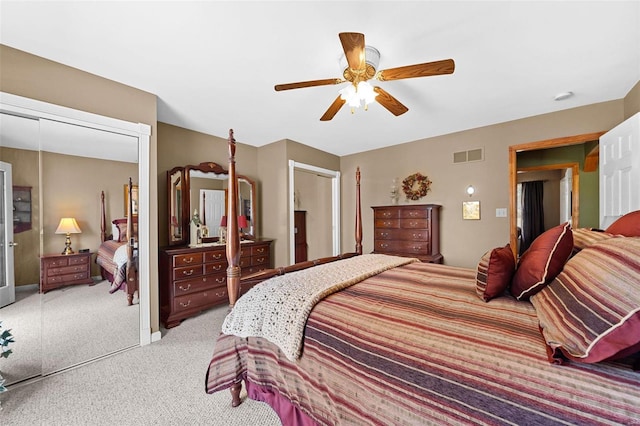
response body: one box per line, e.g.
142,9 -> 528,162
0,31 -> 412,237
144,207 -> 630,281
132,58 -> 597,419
373,87 -> 409,116
320,96 -> 346,121
339,32 -> 366,71
377,59 -> 455,81
275,78 -> 343,91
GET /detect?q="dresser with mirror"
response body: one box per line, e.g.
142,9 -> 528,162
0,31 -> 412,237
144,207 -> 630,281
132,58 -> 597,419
160,161 -> 272,328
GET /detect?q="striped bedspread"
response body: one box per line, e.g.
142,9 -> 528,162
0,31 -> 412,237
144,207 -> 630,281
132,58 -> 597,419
95,239 -> 127,293
206,262 -> 640,425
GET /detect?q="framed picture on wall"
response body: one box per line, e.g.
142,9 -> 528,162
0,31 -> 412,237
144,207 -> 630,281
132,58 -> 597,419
463,200 -> 480,220
124,184 -> 139,217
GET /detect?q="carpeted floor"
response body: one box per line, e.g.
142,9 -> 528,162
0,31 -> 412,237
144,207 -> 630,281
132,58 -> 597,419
0,304 -> 281,425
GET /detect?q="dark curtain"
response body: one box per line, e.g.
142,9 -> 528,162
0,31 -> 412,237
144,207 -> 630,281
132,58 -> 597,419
520,180 -> 545,255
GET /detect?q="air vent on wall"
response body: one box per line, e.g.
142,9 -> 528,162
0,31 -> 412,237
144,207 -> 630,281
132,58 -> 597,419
453,148 -> 484,164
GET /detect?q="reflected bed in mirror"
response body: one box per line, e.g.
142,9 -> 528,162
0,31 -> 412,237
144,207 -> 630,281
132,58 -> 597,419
167,161 -> 256,246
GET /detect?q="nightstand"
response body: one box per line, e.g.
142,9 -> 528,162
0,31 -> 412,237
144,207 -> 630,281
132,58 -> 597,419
40,252 -> 94,293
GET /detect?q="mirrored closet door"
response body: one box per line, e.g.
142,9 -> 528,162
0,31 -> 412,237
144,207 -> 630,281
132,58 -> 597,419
0,108 -> 142,384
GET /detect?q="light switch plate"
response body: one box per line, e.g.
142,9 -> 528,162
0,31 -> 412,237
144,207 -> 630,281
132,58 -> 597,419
496,208 -> 507,217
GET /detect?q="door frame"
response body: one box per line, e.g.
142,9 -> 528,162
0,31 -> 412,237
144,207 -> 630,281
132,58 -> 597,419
0,161 -> 16,308
0,92 -> 153,345
288,160 -> 340,265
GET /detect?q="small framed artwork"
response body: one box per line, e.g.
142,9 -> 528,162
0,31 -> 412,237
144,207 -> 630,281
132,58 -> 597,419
124,184 -> 139,217
462,200 -> 480,220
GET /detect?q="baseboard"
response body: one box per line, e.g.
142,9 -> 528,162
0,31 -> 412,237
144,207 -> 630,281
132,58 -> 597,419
151,330 -> 162,343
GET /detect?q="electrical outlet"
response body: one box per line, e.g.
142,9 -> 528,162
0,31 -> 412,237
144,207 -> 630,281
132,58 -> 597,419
495,208 -> 507,217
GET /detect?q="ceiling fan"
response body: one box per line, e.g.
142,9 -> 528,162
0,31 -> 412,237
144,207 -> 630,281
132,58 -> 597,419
274,32 -> 455,121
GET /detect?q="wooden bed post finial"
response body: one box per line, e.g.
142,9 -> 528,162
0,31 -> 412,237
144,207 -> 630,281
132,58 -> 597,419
355,167 -> 362,255
226,129 -> 241,307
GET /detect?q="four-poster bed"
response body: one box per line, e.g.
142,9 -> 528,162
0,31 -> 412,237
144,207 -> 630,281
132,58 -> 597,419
95,178 -> 139,305
207,129 -> 640,425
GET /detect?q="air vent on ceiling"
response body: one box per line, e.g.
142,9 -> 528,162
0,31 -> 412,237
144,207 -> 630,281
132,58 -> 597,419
453,148 -> 484,164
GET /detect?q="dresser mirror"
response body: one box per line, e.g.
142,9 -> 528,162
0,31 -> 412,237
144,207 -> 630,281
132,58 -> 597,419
167,161 -> 256,246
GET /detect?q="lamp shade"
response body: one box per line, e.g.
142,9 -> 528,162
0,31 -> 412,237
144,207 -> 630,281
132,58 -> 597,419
55,217 -> 82,234
219,215 -> 227,227
238,215 -> 248,229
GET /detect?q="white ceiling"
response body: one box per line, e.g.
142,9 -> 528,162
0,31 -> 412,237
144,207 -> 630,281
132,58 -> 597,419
1,1 -> 639,157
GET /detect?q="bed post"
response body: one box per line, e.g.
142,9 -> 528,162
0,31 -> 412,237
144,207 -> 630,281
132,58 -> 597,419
355,167 -> 362,255
100,191 -> 107,243
125,178 -> 138,306
226,129 -> 241,308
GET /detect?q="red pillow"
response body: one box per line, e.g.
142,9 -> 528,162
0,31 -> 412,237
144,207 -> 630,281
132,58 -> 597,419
510,222 -> 573,300
605,210 -> 640,236
476,244 -> 515,302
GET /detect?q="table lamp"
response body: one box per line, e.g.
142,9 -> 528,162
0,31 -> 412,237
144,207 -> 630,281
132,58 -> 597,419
55,217 -> 82,255
238,215 -> 248,239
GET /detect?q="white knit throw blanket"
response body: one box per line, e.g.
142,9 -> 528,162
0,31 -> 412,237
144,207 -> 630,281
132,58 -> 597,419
222,254 -> 418,361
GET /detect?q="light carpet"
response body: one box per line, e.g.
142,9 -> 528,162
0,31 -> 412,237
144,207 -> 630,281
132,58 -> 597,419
1,305 -> 281,425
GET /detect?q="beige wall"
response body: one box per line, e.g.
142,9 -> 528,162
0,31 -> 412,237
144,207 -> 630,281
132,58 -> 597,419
40,152 -> 138,273
0,44 -> 160,332
624,80 -> 640,120
340,100 -> 626,268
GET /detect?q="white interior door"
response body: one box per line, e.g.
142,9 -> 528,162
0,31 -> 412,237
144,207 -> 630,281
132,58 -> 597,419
599,112 -> 640,228
201,189 -> 225,234
0,161 -> 16,308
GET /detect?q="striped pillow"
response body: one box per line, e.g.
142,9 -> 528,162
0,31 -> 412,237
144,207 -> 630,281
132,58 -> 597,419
571,228 -> 616,254
530,236 -> 640,363
511,222 -> 573,300
476,244 -> 515,302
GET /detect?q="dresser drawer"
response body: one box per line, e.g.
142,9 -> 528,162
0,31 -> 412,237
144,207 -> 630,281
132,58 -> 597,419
173,252 -> 203,267
374,218 -> 400,228
374,208 -> 399,219
252,255 -> 269,266
204,260 -> 226,275
204,251 -> 225,262
173,274 -> 223,295
45,271 -> 90,285
44,257 -> 70,268
173,287 -> 228,313
239,247 -> 252,258
251,245 -> 269,256
374,240 -> 432,255
400,219 -> 429,229
173,264 -> 204,281
48,264 -> 88,276
400,208 -> 430,219
375,229 -> 430,241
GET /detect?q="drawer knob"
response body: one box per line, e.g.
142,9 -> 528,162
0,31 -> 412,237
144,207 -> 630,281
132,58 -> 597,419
179,300 -> 191,307
182,256 -> 194,263
380,243 -> 389,248
213,254 -> 222,260
257,248 -> 265,253
216,291 -> 226,298
179,284 -> 191,292
383,221 -> 391,226
182,269 -> 194,276
381,232 -> 389,237
413,233 -> 423,238
216,277 -> 226,284
212,265 -> 222,271
409,221 -> 418,227
383,212 -> 391,217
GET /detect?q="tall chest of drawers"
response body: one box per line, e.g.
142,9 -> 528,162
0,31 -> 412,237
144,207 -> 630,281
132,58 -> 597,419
371,204 -> 442,264
159,239 -> 272,328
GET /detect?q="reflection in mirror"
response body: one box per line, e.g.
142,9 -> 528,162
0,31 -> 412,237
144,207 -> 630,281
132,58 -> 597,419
0,112 -> 42,386
168,162 -> 256,246
509,133 -> 602,257
167,167 -> 185,246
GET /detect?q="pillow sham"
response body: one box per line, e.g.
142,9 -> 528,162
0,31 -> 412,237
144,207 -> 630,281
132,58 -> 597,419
112,218 -> 138,243
571,227 -> 616,253
530,236 -> 640,364
476,244 -> 515,302
510,222 -> 573,300
605,210 -> 640,237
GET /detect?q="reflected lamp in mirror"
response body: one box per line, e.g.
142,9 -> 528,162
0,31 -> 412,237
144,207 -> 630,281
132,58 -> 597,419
55,217 -> 82,255
219,215 -> 227,244
238,215 -> 248,239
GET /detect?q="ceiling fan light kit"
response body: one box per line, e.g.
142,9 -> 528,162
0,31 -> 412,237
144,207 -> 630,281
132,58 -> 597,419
274,32 -> 455,121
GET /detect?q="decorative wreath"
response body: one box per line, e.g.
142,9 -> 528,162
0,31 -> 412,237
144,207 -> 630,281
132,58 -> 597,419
402,172 -> 432,201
